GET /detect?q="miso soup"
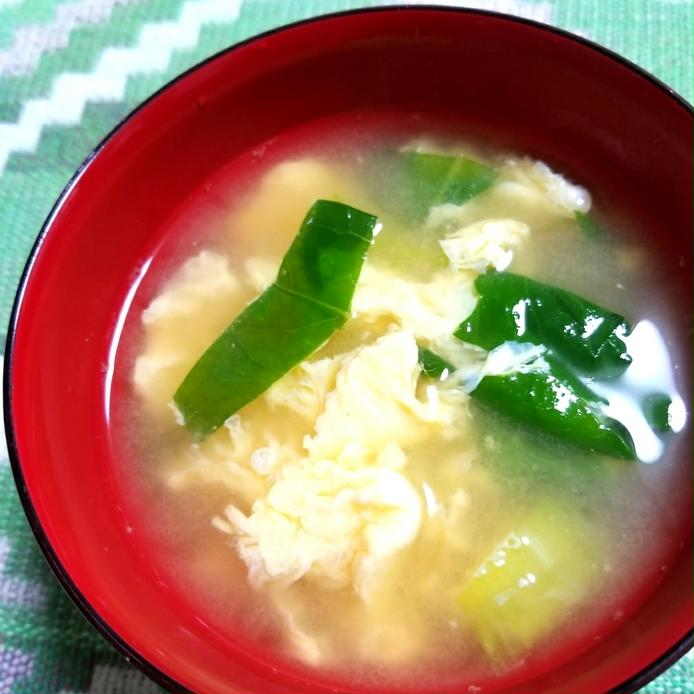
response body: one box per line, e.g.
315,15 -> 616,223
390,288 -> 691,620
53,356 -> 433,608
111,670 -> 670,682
112,114 -> 691,692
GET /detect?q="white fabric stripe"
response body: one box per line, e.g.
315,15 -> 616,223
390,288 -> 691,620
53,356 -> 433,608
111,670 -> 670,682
0,0 -> 243,174
0,0 -> 144,77
0,536 -> 47,609
58,665 -> 164,694
0,644 -> 35,693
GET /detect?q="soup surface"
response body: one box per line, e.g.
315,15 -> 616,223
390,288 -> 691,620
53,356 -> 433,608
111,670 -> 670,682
112,114 -> 690,692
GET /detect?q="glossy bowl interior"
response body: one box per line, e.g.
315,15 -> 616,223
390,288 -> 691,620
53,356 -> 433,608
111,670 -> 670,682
4,7 -> 693,694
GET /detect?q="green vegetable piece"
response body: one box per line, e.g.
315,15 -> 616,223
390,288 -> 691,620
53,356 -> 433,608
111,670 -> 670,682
472,400 -> 609,492
455,271 -> 632,378
417,345 -> 454,380
457,502 -> 601,663
472,356 -> 635,459
642,393 -> 674,433
404,151 -> 498,210
174,200 -> 379,438
362,150 -> 496,226
574,210 -> 607,240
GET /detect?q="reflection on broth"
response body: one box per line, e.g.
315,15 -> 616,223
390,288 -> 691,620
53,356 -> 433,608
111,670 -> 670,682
115,122 -> 690,691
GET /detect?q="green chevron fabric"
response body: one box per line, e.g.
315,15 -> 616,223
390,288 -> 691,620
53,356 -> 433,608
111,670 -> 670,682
0,1 -> 691,692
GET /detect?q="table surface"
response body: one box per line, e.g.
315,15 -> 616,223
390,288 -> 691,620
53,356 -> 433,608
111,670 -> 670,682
0,1 -> 691,692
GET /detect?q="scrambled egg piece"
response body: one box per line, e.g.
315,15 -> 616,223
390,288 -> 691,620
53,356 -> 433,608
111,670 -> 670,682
521,159 -> 591,213
166,415 -> 273,507
215,331 -> 459,601
264,357 -> 343,422
134,251 -> 246,415
307,331 -> 456,461
427,158 -> 591,235
230,159 -> 374,259
243,255 -> 279,292
352,265 -> 477,342
439,218 -> 530,272
217,454 -> 421,599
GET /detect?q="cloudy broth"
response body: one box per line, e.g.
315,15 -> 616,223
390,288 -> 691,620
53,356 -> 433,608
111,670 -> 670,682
110,113 -> 691,692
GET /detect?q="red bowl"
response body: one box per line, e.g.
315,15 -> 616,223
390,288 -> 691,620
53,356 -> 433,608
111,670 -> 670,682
4,7 -> 692,694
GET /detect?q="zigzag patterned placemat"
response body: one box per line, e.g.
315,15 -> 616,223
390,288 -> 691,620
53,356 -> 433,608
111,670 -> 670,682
0,1 -> 691,692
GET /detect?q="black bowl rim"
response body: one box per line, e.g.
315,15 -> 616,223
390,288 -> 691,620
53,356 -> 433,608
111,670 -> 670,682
3,5 -> 692,694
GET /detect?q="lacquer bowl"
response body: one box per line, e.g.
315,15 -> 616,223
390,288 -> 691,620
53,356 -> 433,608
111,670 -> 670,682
4,7 -> 692,694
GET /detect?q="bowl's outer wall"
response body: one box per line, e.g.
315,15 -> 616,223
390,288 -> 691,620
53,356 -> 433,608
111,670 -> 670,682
6,8 -> 692,694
